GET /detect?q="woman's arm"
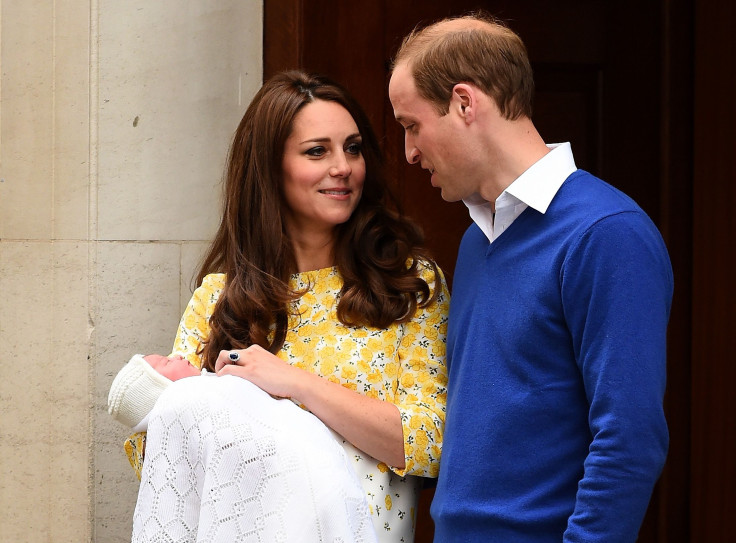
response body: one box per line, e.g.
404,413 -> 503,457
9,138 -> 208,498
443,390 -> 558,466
390,264 -> 450,476
216,346 -> 406,467
169,273 -> 226,366
215,264 -> 450,472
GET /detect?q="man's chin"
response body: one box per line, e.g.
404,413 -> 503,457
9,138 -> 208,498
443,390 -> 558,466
431,175 -> 460,202
438,187 -> 460,203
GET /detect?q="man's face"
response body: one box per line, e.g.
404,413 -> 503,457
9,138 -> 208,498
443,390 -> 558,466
389,63 -> 473,202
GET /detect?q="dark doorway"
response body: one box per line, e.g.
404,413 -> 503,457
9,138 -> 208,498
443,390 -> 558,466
264,1 -> 735,541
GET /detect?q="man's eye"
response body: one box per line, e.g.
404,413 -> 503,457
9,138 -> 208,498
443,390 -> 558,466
305,146 -> 326,157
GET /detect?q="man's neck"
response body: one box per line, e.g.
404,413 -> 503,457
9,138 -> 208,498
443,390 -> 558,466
477,117 -> 549,205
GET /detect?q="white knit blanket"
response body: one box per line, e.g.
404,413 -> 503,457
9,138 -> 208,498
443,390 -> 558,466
132,375 -> 377,543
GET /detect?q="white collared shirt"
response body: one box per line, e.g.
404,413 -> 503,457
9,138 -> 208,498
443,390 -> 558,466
463,142 -> 578,243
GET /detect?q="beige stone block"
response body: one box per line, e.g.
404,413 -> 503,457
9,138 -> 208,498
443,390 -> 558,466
0,2 -> 54,240
0,241 -> 52,542
49,453 -> 93,542
0,1 -> 92,242
0,240 -> 91,542
94,445 -> 138,542
94,241 -> 183,359
46,242 -> 93,538
96,1 -> 262,242
52,0 -> 92,241
179,241 -> 211,311
93,240 -> 184,538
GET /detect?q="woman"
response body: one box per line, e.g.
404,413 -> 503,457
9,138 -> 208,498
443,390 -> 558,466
128,71 -> 449,542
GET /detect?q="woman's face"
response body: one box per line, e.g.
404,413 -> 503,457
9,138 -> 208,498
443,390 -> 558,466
281,99 -> 366,236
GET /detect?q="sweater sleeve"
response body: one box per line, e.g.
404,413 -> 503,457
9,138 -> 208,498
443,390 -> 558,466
393,263 -> 450,477
561,211 -> 673,541
123,274 -> 225,478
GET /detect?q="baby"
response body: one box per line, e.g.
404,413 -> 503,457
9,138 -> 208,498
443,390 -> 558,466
107,354 -> 203,432
108,354 -> 377,542
108,353 -> 419,542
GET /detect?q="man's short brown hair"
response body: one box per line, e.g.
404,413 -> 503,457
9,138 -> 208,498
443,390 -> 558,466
393,13 -> 534,120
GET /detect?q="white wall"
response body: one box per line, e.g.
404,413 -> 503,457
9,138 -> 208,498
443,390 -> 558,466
0,1 -> 262,540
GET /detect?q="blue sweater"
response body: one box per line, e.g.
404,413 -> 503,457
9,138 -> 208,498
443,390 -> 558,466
431,170 -> 673,542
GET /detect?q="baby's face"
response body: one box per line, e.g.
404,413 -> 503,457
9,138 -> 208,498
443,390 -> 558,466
144,354 -> 200,381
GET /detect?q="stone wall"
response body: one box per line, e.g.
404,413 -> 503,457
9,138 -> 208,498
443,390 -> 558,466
0,2 -> 262,540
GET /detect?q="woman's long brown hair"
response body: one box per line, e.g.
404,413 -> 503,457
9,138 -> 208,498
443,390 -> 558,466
196,70 -> 439,370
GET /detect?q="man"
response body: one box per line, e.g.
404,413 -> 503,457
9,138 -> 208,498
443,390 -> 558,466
389,14 -> 673,542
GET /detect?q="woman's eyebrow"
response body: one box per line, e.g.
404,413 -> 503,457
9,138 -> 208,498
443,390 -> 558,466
299,133 -> 361,145
299,136 -> 330,144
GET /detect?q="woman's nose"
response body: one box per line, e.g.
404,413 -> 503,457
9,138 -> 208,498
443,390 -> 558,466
330,152 -> 352,177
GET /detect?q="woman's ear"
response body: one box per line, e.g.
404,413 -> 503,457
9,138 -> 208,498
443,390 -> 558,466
451,83 -> 476,124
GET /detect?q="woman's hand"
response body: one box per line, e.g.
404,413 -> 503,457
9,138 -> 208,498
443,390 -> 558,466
214,345 -> 406,468
214,345 -> 304,399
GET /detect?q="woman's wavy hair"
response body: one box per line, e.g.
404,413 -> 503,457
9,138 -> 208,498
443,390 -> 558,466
196,70 -> 439,370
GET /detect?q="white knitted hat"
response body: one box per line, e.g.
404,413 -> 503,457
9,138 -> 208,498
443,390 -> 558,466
107,354 -> 172,428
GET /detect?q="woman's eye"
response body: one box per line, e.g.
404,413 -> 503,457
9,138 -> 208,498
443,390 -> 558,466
346,142 -> 362,155
305,146 -> 326,157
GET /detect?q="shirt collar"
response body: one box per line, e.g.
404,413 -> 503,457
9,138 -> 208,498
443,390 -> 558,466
503,142 -> 577,213
462,143 -> 577,243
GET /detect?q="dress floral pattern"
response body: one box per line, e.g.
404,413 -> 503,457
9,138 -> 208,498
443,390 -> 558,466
125,262 -> 449,541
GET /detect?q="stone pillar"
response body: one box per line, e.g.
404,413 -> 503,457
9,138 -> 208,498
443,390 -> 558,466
0,1 -> 262,540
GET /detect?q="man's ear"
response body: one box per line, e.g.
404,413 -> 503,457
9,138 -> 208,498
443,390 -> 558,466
451,83 -> 476,124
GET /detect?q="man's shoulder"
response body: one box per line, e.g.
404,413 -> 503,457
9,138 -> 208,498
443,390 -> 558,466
555,169 -> 646,221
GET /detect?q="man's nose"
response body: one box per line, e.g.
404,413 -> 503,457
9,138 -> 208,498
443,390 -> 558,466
405,137 -> 420,164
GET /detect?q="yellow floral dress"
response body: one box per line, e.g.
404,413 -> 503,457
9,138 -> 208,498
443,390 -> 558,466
126,263 -> 449,541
